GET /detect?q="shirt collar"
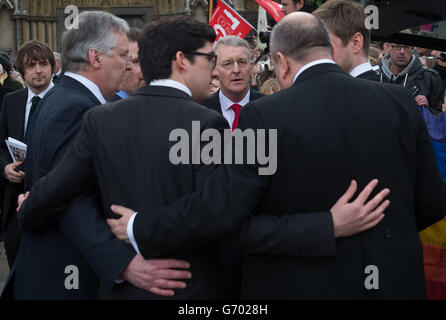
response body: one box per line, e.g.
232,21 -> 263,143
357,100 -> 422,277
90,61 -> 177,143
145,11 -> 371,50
116,90 -> 130,99
293,59 -> 336,83
64,71 -> 107,104
149,79 -> 192,97
219,89 -> 251,112
27,81 -> 54,105
349,61 -> 373,78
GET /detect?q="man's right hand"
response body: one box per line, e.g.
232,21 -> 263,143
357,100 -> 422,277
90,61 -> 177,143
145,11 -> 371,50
122,254 -> 192,296
330,179 -> 390,238
4,161 -> 25,183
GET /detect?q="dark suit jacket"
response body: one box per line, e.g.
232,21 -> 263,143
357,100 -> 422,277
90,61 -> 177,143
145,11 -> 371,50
17,85 -> 230,299
2,76 -> 135,300
106,93 -> 122,102
357,69 -> 380,81
0,88 -> 27,229
202,89 -> 265,117
128,64 -> 446,299
17,65 -> 446,299
202,89 -> 265,296
0,89 -> 27,268
91,63 -> 446,299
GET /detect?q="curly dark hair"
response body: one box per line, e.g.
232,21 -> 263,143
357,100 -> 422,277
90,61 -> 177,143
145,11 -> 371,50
139,16 -> 216,84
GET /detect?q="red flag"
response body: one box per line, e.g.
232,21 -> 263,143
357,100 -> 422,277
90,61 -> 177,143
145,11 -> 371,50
210,0 -> 254,41
254,0 -> 284,22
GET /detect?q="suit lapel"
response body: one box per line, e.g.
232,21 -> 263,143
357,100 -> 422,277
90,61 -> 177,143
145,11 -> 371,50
249,89 -> 265,101
58,76 -> 102,106
210,91 -> 223,114
11,88 -> 28,141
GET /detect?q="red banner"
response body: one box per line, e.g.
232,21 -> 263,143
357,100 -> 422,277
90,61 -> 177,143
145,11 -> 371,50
254,0 -> 284,22
210,0 -> 254,41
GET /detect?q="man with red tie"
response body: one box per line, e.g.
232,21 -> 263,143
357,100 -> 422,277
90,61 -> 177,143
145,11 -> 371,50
203,36 -> 264,130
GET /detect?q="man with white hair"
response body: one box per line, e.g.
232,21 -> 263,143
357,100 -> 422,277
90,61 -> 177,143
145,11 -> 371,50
2,11 -> 190,300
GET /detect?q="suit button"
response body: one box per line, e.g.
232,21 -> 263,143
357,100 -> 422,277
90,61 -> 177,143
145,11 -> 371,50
384,229 -> 391,238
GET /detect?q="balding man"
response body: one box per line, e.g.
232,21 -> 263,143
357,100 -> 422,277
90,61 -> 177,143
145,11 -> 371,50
15,13 -> 446,299
112,12 -> 445,299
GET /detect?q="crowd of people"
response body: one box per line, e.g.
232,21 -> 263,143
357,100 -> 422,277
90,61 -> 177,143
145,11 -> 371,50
0,0 -> 445,300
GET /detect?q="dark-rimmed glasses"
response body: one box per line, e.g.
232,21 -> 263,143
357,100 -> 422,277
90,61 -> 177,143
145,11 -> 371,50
184,51 -> 217,69
391,44 -> 414,52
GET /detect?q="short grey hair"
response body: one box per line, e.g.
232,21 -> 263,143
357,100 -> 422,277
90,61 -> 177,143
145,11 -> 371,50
61,11 -> 129,72
270,13 -> 332,62
214,35 -> 251,59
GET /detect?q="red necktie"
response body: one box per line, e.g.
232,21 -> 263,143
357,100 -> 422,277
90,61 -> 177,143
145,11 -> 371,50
231,103 -> 242,131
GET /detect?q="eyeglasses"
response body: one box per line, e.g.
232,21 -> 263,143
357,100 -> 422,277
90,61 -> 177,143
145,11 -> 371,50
391,44 -> 414,52
184,51 -> 217,69
218,58 -> 250,70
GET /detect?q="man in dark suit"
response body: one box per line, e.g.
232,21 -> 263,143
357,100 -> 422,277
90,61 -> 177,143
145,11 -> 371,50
203,36 -> 265,130
17,15 -> 392,299
0,40 -> 55,268
16,15 -> 229,300
202,35 -> 265,297
313,0 -> 380,81
119,12 -> 445,299
2,11 -> 190,300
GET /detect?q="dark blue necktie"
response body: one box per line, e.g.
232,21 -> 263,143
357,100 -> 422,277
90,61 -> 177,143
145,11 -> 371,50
25,95 -> 41,140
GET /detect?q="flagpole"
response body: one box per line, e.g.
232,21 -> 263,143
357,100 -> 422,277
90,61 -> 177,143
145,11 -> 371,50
209,0 -> 214,23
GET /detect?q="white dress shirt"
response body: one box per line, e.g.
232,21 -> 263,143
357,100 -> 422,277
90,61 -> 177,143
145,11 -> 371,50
349,61 -> 374,78
218,90 -> 250,128
150,79 -> 192,97
24,82 -> 54,137
64,72 -> 107,105
293,59 -> 336,84
127,79 -> 193,255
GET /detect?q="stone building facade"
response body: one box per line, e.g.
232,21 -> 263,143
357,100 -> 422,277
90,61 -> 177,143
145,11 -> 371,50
0,0 -> 259,60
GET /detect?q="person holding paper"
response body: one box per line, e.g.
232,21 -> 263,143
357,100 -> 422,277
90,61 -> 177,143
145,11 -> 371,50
0,40 -> 54,268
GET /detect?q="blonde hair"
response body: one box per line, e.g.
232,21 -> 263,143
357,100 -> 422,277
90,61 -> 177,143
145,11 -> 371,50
260,78 -> 280,95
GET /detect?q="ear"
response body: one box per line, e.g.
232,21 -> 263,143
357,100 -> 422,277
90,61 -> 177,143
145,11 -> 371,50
350,32 -> 364,55
275,51 -> 290,81
172,51 -> 188,73
330,40 -> 337,58
88,49 -> 101,69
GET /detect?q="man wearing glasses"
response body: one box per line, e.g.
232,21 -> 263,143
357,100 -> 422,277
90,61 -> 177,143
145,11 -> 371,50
107,28 -> 146,102
203,36 -> 264,130
379,43 -> 444,116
